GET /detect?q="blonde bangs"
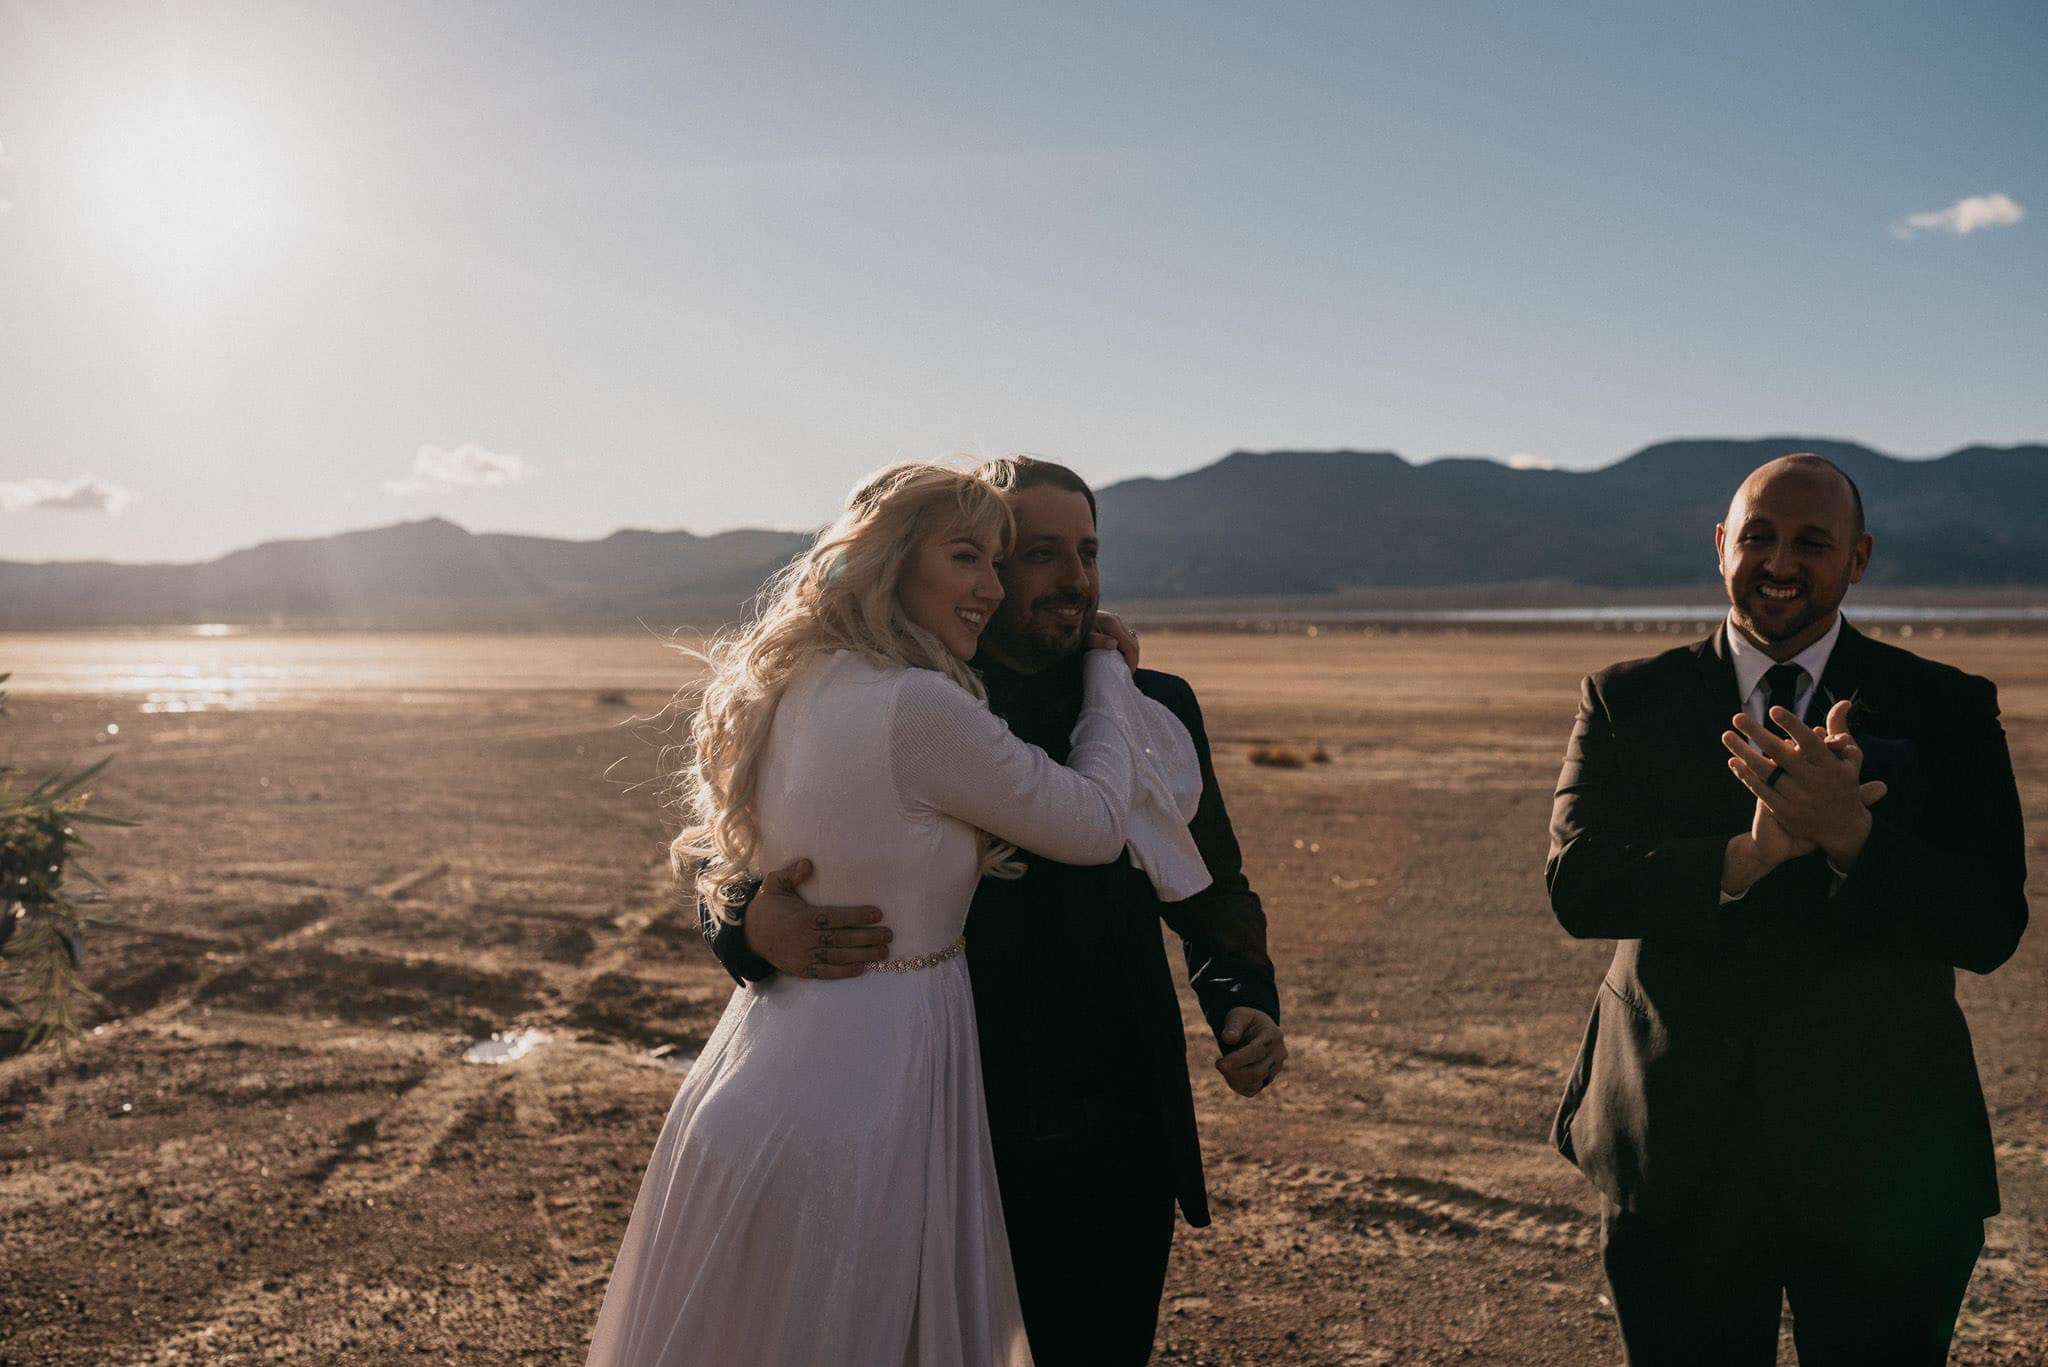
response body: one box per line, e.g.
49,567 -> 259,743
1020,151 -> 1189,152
949,478 -> 1015,562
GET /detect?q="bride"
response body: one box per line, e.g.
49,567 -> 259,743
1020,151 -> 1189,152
585,462 -> 1207,1366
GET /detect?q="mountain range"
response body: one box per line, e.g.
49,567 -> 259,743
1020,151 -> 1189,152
3,438 -> 2043,628
1097,437 -> 2048,598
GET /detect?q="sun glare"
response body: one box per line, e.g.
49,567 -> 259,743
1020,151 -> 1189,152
75,82 -> 292,288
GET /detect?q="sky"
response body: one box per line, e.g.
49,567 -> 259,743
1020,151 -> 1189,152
0,1 -> 2042,564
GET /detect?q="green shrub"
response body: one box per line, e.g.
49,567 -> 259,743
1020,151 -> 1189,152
0,673 -> 134,1054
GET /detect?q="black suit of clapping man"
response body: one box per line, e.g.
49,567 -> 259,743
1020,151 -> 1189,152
1547,454 -> 2029,1365
700,457 -> 1286,1366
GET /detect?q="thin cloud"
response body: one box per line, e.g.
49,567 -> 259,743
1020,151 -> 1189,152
1892,192 -> 2025,240
1507,452 -> 1555,471
0,475 -> 134,514
384,442 -> 532,495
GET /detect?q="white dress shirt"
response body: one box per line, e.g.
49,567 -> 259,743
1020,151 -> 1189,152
1724,610 -> 1843,728
1719,612 -> 1849,903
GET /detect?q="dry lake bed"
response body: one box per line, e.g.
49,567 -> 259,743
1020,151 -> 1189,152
1,628 -> 2043,1365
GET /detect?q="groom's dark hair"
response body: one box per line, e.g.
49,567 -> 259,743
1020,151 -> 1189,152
972,455 -> 1097,524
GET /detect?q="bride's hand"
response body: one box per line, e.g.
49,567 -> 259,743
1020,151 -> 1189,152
1089,610 -> 1140,671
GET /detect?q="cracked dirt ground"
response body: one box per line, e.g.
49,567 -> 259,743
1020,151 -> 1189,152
2,630 -> 2043,1365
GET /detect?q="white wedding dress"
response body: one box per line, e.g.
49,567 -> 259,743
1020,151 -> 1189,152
585,648 -> 1205,1367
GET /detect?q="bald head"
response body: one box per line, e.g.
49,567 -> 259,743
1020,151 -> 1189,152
1727,454 -> 1864,539
1716,453 -> 1873,659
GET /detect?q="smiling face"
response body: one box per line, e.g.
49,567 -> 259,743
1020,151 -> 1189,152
981,485 -> 1100,671
896,524 -> 1007,661
1715,460 -> 1872,660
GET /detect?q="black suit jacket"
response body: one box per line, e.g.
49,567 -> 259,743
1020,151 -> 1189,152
1547,621 -> 2028,1224
700,654 -> 1280,1226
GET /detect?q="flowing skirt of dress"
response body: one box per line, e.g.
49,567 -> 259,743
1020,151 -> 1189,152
584,953 -> 1032,1367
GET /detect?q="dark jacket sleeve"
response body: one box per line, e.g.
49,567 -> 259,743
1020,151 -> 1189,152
695,878 -> 776,986
1545,672 -> 1733,945
1826,675 -> 2029,974
1137,670 -> 1282,1039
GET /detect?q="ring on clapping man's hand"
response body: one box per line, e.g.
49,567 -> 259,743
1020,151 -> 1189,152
1765,765 -> 1786,788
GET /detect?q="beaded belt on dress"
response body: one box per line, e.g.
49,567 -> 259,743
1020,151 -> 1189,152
871,935 -> 967,974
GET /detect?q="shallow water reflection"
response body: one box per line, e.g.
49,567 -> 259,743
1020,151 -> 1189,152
0,631 -> 706,708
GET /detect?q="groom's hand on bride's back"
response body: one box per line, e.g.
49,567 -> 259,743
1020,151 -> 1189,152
744,858 -> 894,980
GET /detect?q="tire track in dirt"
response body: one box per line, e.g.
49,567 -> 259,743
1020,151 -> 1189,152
1293,1168 -> 1595,1252
1205,1154 -> 1596,1263
89,859 -> 451,1032
112,894 -> 337,1026
112,1262 -> 597,1366
542,856 -> 725,1053
310,1064 -> 499,1203
115,1273 -> 295,1367
0,1154 -> 125,1216
508,1057 -> 637,1286
369,860 -> 451,902
1273,1028 -> 1564,1142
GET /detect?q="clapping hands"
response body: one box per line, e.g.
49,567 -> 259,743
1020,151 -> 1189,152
1720,699 -> 1885,892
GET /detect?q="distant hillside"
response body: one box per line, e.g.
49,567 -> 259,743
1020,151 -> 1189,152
0,519 -> 812,629
2,438 -> 2043,628
1094,438 -> 2048,597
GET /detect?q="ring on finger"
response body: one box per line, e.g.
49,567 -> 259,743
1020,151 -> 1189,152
1764,765 -> 1786,788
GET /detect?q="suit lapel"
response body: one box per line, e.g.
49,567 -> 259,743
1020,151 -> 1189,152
1813,618 -> 1870,729
1814,619 -> 1917,796
1696,624 -> 1741,713
1687,626 -> 1756,828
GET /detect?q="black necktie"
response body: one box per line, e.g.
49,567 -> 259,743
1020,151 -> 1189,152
1762,662 -> 1805,737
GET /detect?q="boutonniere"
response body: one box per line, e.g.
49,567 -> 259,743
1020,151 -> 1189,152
1816,684 -> 1873,733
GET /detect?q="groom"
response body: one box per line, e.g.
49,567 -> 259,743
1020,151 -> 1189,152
1546,454 -> 2029,1364
699,456 -> 1285,1364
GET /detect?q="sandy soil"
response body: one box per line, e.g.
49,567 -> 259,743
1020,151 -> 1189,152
2,629 -> 2042,1366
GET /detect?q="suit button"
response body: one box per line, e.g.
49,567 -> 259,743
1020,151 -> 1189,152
1722,1035 -> 1741,1049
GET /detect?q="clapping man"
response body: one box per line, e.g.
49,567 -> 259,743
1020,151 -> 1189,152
1546,454 -> 2028,1364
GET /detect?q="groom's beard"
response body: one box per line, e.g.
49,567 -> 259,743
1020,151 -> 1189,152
1730,582 -> 1832,644
987,592 -> 1097,671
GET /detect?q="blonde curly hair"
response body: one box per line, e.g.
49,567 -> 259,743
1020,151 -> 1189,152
671,460 -> 1019,917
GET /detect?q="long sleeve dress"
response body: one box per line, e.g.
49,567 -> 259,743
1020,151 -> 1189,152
585,648 -> 1201,1367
